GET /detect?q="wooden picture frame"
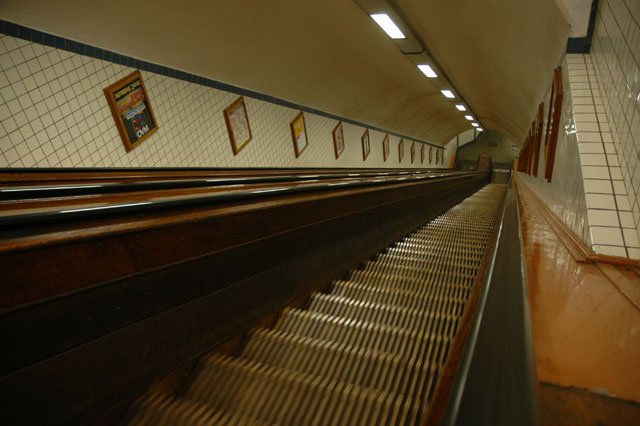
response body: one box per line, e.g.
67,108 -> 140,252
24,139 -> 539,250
398,139 -> 404,162
421,144 -> 425,164
361,129 -> 370,161
332,121 -> 345,159
410,142 -> 415,164
223,96 -> 253,155
382,134 -> 390,161
545,67 -> 563,182
429,146 -> 433,164
290,112 -> 309,158
104,70 -> 158,152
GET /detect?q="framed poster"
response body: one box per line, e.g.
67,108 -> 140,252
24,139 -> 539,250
421,144 -> 425,164
410,142 -> 415,163
429,146 -> 433,164
382,134 -> 390,161
398,139 -> 404,162
332,121 -> 345,159
290,112 -> 309,158
104,70 -> 158,152
361,129 -> 370,161
223,96 -> 253,155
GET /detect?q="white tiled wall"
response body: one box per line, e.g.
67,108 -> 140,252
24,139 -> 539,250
589,0 -> 640,258
0,34 -> 450,170
520,56 -> 592,247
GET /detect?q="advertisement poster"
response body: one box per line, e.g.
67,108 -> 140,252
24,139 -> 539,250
290,112 -> 309,158
104,71 -> 157,152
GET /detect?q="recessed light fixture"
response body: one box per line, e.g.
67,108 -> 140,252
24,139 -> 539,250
417,64 -> 437,78
441,90 -> 455,99
455,104 -> 466,111
370,14 -> 406,39
471,122 -> 479,127
477,128 -> 484,131
465,115 -> 473,121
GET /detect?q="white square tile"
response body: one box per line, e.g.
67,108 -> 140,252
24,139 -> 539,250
587,209 -> 620,226
616,195 -> 632,210
574,113 -> 597,123
584,179 -> 613,194
592,244 -> 628,257
576,122 -> 601,132
590,226 -> 624,246
581,165 -> 611,179
585,193 -> 616,209
623,227 -> 640,248
573,97 -> 594,105
573,104 -> 596,113
626,247 -> 640,259
580,153 -> 607,166
613,180 -> 628,195
576,132 -> 602,143
578,142 -> 604,154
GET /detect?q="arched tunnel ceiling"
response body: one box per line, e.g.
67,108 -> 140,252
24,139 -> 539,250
0,0 -> 568,146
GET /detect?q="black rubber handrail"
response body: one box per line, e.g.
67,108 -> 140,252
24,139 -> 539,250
0,171 -> 480,229
442,179 -> 539,426
0,170 -> 465,201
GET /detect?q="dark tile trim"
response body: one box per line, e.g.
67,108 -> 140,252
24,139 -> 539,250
0,19 -> 440,148
567,0 -> 599,53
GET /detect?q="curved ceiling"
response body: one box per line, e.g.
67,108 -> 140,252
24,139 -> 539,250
0,0 -> 568,146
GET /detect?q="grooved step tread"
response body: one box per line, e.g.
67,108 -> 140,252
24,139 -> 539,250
240,328 -> 440,397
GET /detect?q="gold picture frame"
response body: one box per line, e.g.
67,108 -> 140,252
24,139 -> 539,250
290,112 -> 309,158
421,144 -> 425,164
398,139 -> 404,162
410,142 -> 415,164
223,96 -> 253,155
104,70 -> 158,152
332,121 -> 345,159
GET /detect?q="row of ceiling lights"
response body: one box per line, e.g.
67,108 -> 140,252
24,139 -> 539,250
370,13 -> 483,132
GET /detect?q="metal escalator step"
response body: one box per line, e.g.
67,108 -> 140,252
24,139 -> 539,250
186,353 -> 419,426
274,309 -> 446,358
329,280 -> 467,310
126,392 -> 270,426
346,269 -> 472,296
240,327 -> 440,397
362,258 -> 478,279
307,293 -> 462,330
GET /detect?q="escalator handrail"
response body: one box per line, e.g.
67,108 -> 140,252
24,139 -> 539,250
441,183 -> 539,425
0,171 -> 480,229
0,170 -> 468,200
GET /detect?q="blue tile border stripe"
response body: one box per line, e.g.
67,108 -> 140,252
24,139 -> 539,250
0,19 -> 442,148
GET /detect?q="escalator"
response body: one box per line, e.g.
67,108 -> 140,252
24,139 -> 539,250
122,185 -> 506,426
1,168 -> 536,426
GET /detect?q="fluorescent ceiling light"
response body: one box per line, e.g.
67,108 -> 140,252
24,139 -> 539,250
471,122 -> 479,127
477,128 -> 484,131
417,64 -> 437,78
465,115 -> 473,121
455,104 -> 466,111
441,90 -> 455,98
370,14 -> 406,39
